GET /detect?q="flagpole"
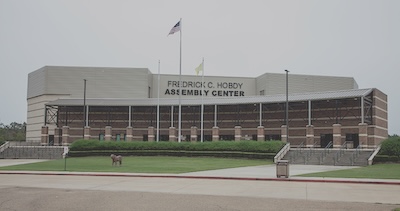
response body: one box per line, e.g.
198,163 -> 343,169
157,60 -> 160,142
178,18 -> 182,143
200,58 -> 204,142
168,19 -> 182,143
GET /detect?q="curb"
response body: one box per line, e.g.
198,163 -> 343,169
1,171 -> 400,186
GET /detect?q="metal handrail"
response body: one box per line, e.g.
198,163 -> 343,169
339,141 -> 349,156
298,142 -> 305,153
325,141 -> 333,152
318,141 -> 332,165
350,145 -> 362,165
290,142 -> 305,162
308,141 -> 318,155
333,141 -> 350,165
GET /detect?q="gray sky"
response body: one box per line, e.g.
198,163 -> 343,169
0,0 -> 399,135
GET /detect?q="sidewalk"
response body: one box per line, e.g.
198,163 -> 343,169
1,159 -> 399,185
0,159 -> 49,167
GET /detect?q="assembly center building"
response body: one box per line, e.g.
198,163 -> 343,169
27,66 -> 388,148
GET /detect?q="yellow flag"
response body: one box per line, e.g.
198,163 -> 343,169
195,62 -> 203,75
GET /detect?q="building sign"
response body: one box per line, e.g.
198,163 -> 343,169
164,80 -> 245,97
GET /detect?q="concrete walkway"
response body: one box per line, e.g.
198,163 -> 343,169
0,159 -> 399,185
1,159 -> 400,210
0,159 -> 49,167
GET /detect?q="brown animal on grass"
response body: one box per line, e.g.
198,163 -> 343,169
110,154 -> 122,166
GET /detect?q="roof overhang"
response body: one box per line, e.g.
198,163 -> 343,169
46,88 -> 374,107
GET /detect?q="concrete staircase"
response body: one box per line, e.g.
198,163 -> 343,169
282,148 -> 374,166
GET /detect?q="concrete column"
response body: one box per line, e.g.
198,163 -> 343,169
281,125 -> 287,143
190,126 -> 198,142
148,126 -> 155,142
358,123 -> 368,148
333,124 -> 342,148
306,125 -> 314,147
257,126 -> 265,141
41,126 -> 48,146
62,126 -> 70,146
234,126 -> 242,141
54,127 -> 61,146
212,126 -> 219,141
125,126 -> 133,141
169,127 -> 176,142
84,126 -> 91,140
105,126 -> 112,141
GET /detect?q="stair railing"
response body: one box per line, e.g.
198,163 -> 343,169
350,144 -> 362,165
290,142 -> 305,162
309,141 -> 318,156
319,141 -> 333,164
298,142 -> 305,153
334,141 -> 349,165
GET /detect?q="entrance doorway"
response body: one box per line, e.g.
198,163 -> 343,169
320,134 -> 333,148
346,133 -> 359,148
49,135 -> 54,146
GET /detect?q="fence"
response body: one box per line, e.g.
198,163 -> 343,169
0,141 -> 64,159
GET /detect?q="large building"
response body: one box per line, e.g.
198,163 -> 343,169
27,66 -> 388,148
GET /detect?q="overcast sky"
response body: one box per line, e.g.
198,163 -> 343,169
0,0 -> 399,135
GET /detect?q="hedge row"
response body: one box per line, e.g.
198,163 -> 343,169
69,140 -> 285,153
373,155 -> 400,163
68,150 -> 277,159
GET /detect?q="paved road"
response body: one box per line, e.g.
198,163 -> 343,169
0,159 -> 399,210
1,174 -> 399,211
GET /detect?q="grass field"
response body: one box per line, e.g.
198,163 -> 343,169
0,156 -> 272,173
298,163 -> 400,179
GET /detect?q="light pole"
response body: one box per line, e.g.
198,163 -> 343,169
285,70 -> 289,143
83,79 -> 87,128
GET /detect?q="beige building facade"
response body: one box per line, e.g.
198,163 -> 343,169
27,66 -> 387,148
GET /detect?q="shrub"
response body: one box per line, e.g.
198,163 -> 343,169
69,140 -> 285,153
379,137 -> 400,157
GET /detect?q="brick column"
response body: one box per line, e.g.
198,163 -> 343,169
333,124 -> 342,148
212,126 -> 219,141
306,125 -> 314,147
169,127 -> 176,142
358,123 -> 368,148
234,126 -> 242,141
190,126 -> 198,142
105,126 -> 112,141
84,126 -> 91,140
257,126 -> 265,141
148,126 -> 155,142
281,125 -> 287,143
62,126 -> 70,146
126,126 -> 133,141
41,126 -> 48,146
54,127 -> 61,146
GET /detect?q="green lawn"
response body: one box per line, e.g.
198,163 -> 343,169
298,163 -> 400,179
0,156 -> 272,174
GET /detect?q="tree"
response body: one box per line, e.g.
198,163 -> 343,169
0,122 -> 26,142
